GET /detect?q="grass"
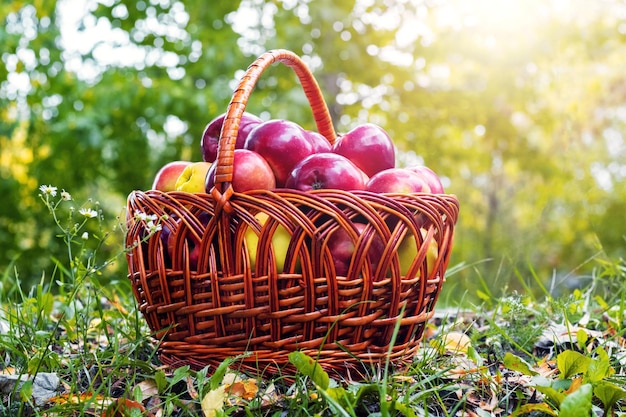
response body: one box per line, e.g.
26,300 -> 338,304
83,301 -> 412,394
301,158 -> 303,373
0,187 -> 625,416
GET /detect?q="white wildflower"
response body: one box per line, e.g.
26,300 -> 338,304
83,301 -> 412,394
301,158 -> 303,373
146,220 -> 162,233
39,185 -> 57,197
135,211 -> 158,223
79,208 -> 98,218
81,232 -> 89,240
61,190 -> 72,201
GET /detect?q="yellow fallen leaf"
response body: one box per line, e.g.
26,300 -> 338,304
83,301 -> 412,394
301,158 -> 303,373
108,294 -> 129,315
440,331 -> 472,354
201,386 -> 226,417
50,392 -> 108,406
226,379 -> 258,402
0,367 -> 16,375
135,379 -> 159,399
565,376 -> 583,395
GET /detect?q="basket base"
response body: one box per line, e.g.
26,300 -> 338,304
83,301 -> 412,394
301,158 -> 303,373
158,340 -> 422,380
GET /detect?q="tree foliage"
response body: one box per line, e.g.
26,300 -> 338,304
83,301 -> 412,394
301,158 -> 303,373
1,0 -> 624,298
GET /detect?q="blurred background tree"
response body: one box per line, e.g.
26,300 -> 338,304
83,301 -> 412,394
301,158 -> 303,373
1,0 -> 624,302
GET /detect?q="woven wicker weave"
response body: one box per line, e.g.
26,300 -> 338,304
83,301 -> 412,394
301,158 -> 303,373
125,49 -> 459,377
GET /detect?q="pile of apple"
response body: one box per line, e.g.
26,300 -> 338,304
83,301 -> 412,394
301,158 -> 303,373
150,112 -> 443,278
152,112 -> 445,196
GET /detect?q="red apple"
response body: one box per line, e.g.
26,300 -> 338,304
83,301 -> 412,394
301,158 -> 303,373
167,225 -> 200,271
151,161 -> 191,192
406,165 -> 445,194
166,212 -> 211,271
201,112 -> 263,162
366,168 -> 431,194
136,219 -> 177,269
285,153 -> 368,192
332,123 -> 395,177
327,223 -> 385,277
243,119 -> 316,187
159,220 -> 174,267
205,149 -> 275,193
304,130 -> 332,153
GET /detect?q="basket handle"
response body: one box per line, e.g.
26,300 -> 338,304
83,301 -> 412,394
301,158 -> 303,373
214,49 -> 337,194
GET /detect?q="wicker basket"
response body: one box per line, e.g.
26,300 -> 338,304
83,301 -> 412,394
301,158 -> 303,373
125,49 -> 459,378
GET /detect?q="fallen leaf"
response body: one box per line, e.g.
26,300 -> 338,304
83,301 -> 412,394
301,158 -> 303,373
102,398 -> 147,417
201,385 -> 226,417
565,376 -> 583,395
130,380 -> 156,399
440,332 -> 472,354
444,356 -> 485,379
534,358 -> 558,378
225,379 -> 258,402
466,385 -> 498,411
393,375 -> 416,383
108,294 -> 129,316
259,382 -> 278,407
0,367 -> 16,375
50,392 -> 108,406
186,375 -> 199,400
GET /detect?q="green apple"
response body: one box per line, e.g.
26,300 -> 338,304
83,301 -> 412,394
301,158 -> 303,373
397,228 -> 438,277
175,161 -> 212,193
244,212 -> 294,272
